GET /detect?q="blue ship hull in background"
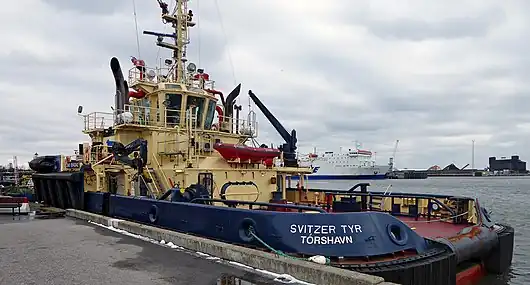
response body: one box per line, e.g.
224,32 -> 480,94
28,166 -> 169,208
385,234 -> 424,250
290,173 -> 388,180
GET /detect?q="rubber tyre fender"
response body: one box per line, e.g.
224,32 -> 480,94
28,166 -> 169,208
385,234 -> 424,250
238,218 -> 257,243
387,223 -> 409,246
148,204 -> 159,224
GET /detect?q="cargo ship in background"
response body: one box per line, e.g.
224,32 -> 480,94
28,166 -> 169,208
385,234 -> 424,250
295,143 -> 391,181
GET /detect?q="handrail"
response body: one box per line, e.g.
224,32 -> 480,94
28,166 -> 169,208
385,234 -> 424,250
347,182 -> 370,193
92,154 -> 113,167
145,167 -> 160,196
83,104 -> 259,137
427,198 -> 458,221
156,139 -> 187,155
127,66 -> 216,90
138,174 -> 156,199
188,198 -> 327,213
289,187 -> 474,201
322,191 -> 459,222
82,105 -> 182,131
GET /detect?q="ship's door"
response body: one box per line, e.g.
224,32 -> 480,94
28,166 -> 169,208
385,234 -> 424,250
276,174 -> 283,192
107,174 -> 118,194
102,173 -> 118,216
198,172 -> 213,198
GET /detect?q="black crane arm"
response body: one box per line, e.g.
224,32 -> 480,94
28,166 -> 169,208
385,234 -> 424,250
248,90 -> 292,145
247,90 -> 298,167
108,138 -> 148,170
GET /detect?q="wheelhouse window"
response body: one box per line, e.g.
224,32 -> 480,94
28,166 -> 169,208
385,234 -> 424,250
204,100 -> 216,130
186,96 -> 205,127
139,97 -> 150,125
164,93 -> 182,126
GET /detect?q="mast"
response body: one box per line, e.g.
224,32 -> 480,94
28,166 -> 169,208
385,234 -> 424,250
146,0 -> 196,83
173,0 -> 190,82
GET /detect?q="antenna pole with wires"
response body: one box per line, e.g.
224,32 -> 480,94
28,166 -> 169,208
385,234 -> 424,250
132,0 -> 141,59
214,0 -> 237,87
145,0 -> 195,83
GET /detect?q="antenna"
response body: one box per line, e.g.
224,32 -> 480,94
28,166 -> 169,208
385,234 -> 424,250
149,0 -> 196,83
13,156 -> 18,186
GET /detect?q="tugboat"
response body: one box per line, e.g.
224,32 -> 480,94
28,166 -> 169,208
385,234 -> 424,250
29,1 -> 514,285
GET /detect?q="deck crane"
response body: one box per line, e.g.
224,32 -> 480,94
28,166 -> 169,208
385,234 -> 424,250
388,140 -> 399,171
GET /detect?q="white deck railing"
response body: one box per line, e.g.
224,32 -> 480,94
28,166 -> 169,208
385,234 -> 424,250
128,66 -> 215,90
83,104 -> 258,138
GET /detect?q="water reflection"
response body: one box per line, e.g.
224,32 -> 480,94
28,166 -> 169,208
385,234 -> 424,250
478,269 -> 515,285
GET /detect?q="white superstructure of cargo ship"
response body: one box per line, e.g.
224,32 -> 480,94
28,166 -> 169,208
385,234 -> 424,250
294,145 -> 390,180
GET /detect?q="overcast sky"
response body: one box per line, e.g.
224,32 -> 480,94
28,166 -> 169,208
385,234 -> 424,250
1,0 -> 529,169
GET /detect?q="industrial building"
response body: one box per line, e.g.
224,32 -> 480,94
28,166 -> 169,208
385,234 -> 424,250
488,155 -> 527,174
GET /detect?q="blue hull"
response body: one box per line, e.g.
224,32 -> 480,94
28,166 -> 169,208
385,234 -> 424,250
290,174 -> 388,180
31,171 -> 515,285
31,171 -> 427,258
84,192 -> 428,258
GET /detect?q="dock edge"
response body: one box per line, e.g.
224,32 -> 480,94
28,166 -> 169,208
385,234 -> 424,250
66,209 -> 398,285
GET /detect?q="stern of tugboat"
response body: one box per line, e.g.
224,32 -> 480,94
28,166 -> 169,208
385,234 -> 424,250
30,155 -> 85,210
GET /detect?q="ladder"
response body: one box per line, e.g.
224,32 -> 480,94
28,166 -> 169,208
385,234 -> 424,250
147,168 -> 166,197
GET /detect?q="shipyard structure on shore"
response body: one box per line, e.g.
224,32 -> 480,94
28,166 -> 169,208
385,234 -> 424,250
390,154 -> 528,178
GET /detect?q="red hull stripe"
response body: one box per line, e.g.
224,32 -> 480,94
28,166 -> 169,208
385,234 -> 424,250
456,263 -> 486,285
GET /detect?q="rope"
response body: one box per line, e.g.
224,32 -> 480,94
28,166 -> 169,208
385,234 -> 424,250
406,211 -> 470,224
132,0 -> 141,59
213,0 -> 237,86
247,226 -> 330,264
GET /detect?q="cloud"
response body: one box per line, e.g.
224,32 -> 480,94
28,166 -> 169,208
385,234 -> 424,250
2,0 -> 530,170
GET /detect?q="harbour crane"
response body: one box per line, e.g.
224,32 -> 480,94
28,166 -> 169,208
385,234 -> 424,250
388,140 -> 399,171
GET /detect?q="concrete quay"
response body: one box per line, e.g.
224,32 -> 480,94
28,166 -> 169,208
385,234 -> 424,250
66,209 -> 399,285
0,214 -> 287,285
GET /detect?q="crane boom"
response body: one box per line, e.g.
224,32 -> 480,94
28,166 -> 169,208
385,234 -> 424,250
388,139 -> 399,171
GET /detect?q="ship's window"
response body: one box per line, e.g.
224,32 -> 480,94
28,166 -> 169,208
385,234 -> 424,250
143,98 -> 150,108
165,93 -> 182,126
165,84 -> 182,90
139,98 -> 150,124
188,87 -> 204,93
204,100 -> 216,129
186,96 -> 206,127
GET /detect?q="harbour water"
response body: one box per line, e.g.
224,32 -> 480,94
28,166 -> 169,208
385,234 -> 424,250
307,177 -> 530,285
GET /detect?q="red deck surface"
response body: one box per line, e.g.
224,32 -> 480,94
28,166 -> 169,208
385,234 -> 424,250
397,216 -> 471,238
